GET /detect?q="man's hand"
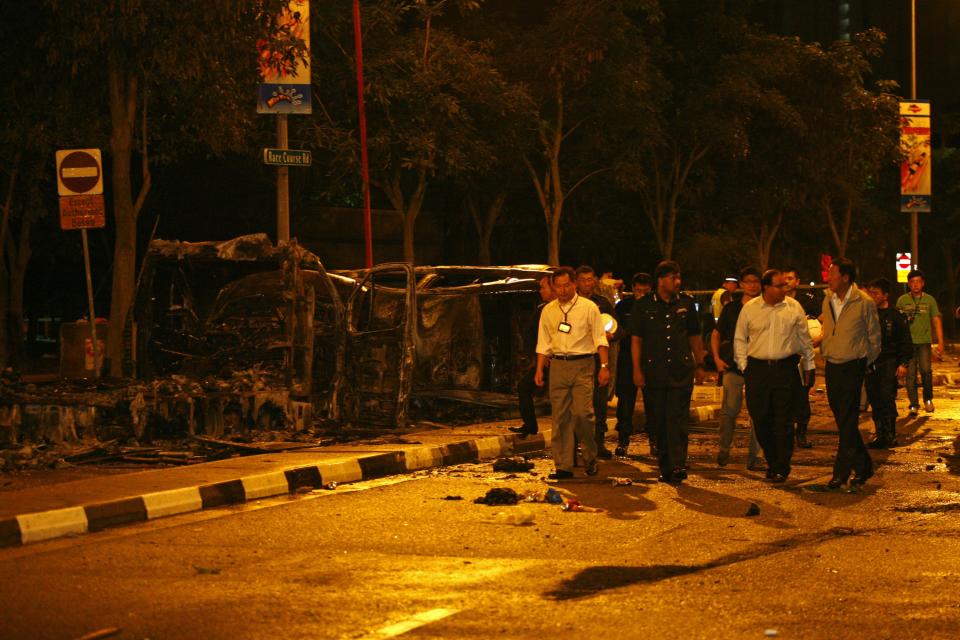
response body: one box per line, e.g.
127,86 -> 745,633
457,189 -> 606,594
633,367 -> 645,388
896,364 -> 908,379
715,358 -> 728,374
935,343 -> 944,359
598,366 -> 611,386
694,366 -> 705,385
534,369 -> 545,387
803,368 -> 816,389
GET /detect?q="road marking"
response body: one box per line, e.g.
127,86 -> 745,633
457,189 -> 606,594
367,608 -> 459,638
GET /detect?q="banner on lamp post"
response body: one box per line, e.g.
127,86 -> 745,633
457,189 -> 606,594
899,100 -> 931,213
257,0 -> 312,114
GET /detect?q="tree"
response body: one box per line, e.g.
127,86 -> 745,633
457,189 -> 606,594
41,0 -> 294,376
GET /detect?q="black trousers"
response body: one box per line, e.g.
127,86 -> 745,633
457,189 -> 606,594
825,358 -> 873,479
518,366 -> 547,431
789,372 -> 811,428
744,357 -> 799,477
644,385 -> 693,476
614,371 -> 637,442
865,356 -> 898,442
593,356 -> 609,445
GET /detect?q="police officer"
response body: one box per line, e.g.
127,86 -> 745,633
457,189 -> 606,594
613,272 -> 652,456
630,261 -> 705,483
510,272 -> 555,437
865,278 -> 912,448
575,265 -> 617,459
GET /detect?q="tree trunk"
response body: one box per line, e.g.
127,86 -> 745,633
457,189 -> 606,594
547,207 -> 561,266
6,218 -> 31,369
106,60 -> 139,376
942,242 -> 957,339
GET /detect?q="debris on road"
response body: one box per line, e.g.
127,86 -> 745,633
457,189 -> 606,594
193,565 -> 222,575
443,495 -> 463,500
474,487 -> 520,505
73,628 -> 122,640
745,503 -> 761,517
488,507 -> 535,525
492,456 -> 534,472
323,481 -> 338,490
561,499 -> 604,513
608,476 -> 633,486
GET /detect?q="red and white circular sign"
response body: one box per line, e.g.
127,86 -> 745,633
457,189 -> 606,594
56,149 -> 103,196
896,253 -> 912,272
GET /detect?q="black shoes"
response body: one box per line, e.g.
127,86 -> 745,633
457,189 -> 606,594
596,446 -> 613,460
672,467 -> 688,480
614,444 -> 629,457
585,459 -> 599,476
548,470 -> 574,480
770,473 -> 787,484
850,468 -> 874,487
867,438 -> 894,449
796,435 -> 813,449
827,476 -> 846,490
509,425 -> 538,437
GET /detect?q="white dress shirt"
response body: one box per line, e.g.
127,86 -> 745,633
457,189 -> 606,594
734,295 -> 816,372
536,294 -> 608,356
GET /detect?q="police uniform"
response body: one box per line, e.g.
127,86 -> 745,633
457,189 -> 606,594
788,288 -> 821,448
865,305 -> 912,446
630,291 -> 700,479
589,294 -> 615,454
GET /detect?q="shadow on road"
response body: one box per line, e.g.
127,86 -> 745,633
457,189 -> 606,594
672,483 -> 795,530
544,527 -> 860,600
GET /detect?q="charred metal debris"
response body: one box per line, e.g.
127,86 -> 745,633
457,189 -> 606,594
1,234 -> 550,464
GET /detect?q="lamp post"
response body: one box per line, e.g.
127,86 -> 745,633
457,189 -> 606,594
910,0 -> 919,267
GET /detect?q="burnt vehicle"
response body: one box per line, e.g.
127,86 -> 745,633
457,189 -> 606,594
136,234 -> 550,430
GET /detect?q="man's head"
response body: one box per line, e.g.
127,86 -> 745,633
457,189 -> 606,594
575,265 -> 597,297
740,266 -> 762,300
552,267 -> 578,303
782,266 -> 801,296
538,272 -> 556,303
867,277 -> 891,308
632,272 -> 652,298
722,274 -> 738,293
655,261 -> 682,298
828,258 -> 856,295
907,269 -> 926,296
761,269 -> 786,305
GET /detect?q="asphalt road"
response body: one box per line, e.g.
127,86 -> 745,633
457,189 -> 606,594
2,393 -> 960,639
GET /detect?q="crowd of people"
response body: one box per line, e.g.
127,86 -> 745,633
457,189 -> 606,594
516,258 -> 945,488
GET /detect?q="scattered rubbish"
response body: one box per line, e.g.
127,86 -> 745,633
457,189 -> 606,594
323,482 -> 338,490
764,630 -> 778,637
489,507 -> 535,525
295,486 -> 313,494
474,487 -> 520,506
926,464 -> 936,471
745,503 -> 761,517
561,499 -> 604,513
492,456 -> 534,472
193,565 -> 221,575
73,628 -> 122,640
609,476 -> 633,486
894,502 -> 960,514
937,457 -> 943,463
544,488 -> 564,504
443,495 -> 463,501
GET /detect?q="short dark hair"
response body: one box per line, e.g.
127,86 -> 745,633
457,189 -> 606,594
739,266 -> 762,282
782,266 -> 800,278
575,265 -> 595,278
655,260 -> 680,280
761,268 -> 782,289
907,269 -> 925,281
868,277 -> 891,294
632,272 -> 652,287
552,266 -> 576,283
831,258 -> 856,283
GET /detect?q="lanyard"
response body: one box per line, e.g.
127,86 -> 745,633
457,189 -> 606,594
559,295 -> 579,324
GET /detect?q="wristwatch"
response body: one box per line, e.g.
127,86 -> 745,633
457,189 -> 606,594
600,363 -> 609,369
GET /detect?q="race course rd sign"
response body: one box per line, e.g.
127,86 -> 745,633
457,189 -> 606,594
59,194 -> 106,230
263,148 -> 312,166
56,149 -> 103,196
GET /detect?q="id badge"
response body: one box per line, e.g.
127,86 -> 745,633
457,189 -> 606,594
558,322 -> 572,334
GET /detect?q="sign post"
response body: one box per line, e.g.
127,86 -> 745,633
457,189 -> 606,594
56,148 -> 105,377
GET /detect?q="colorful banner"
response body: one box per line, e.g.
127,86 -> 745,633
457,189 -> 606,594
899,100 -> 931,213
257,0 -> 312,114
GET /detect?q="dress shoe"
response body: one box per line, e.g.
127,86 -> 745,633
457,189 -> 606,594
747,459 -> 765,472
924,400 -> 935,413
596,446 -> 613,460
716,450 -> 729,467
672,467 -> 688,481
827,477 -> 846,490
796,435 -> 813,449
659,472 -> 681,484
867,437 -> 892,450
585,459 -> 599,476
614,444 -> 629,457
508,426 -> 538,438
770,473 -> 787,484
908,405 -> 919,417
548,470 -> 574,480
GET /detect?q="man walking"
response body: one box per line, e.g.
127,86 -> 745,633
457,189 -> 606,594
576,265 -> 617,458
896,269 -> 944,416
821,258 -> 881,489
510,272 -> 555,437
613,272 -> 652,456
535,267 -> 609,479
734,269 -> 816,483
712,267 -> 762,469
865,278 -> 912,448
783,266 -> 821,449
711,274 -> 739,325
631,261 -> 705,483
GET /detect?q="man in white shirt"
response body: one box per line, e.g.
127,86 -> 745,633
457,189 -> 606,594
734,269 -> 816,483
535,267 -> 610,479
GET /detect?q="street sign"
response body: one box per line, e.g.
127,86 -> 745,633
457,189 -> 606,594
896,252 -> 912,272
56,149 -> 103,196
263,148 -> 312,166
59,194 -> 106,230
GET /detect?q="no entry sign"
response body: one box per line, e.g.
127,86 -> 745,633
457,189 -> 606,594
56,149 -> 103,196
896,252 -> 912,272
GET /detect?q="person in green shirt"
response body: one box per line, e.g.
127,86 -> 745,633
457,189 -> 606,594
895,269 -> 944,415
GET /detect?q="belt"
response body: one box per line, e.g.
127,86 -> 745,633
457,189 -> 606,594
747,355 -> 799,366
551,353 -> 593,361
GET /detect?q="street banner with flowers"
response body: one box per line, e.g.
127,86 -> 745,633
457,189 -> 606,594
257,0 -> 311,114
899,100 -> 931,213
